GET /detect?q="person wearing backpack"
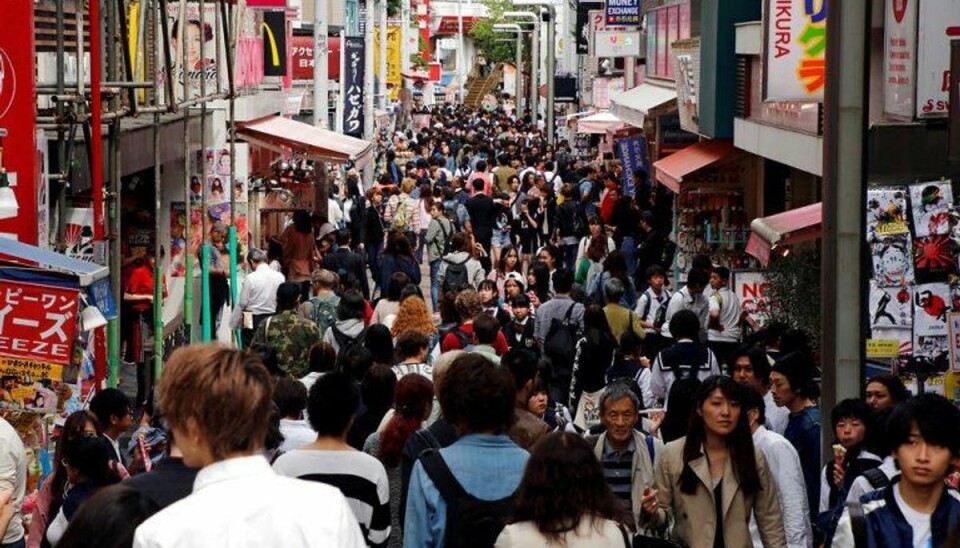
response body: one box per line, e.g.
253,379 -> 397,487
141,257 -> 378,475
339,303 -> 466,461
404,353 -> 529,548
250,282 -> 322,378
321,290 -> 368,356
322,229 -> 369,299
534,269 -> 585,406
648,310 -> 721,408
298,269 -> 341,339
437,232 -> 486,298
426,202 -> 454,313
230,248 -> 286,349
384,179 -> 421,249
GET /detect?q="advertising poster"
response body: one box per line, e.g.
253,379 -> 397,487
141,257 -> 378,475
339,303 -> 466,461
63,208 -> 95,262
869,282 -> 913,328
913,234 -> 958,283
914,282 -> 951,336
342,36 -> 366,138
866,188 -> 909,240
916,0 -> 960,118
159,3 -> 229,103
615,135 -> 649,197
909,181 -> 952,237
763,0 -> 827,102
871,236 -> 915,287
734,271 -> 772,330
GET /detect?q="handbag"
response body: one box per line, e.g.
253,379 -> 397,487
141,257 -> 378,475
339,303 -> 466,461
573,388 -> 604,431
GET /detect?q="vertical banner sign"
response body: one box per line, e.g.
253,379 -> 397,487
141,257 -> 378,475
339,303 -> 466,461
262,11 -> 287,77
615,134 -> 650,197
417,0 -> 431,61
343,36 -> 366,138
884,0 -> 918,118
0,281 -> 80,365
917,0 -> 960,119
577,2 -> 604,54
763,0 -> 827,102
605,0 -> 641,26
0,0 -> 38,244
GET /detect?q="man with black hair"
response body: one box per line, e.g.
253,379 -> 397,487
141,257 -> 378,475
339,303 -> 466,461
635,264 -> 672,360
470,313 -> 502,365
833,394 -> 960,548
647,310 -> 720,408
534,269 -> 585,404
707,265 -> 741,368
89,387 -> 134,464
273,378 -> 314,452
404,354 -> 528,547
844,408 -> 897,505
465,180 -> 496,269
251,282 -> 321,378
393,329 -> 433,380
322,229 -> 369,299
503,349 -> 549,450
662,268 -> 711,341
742,385 -> 812,548
731,344 -> 789,434
273,372 -> 391,547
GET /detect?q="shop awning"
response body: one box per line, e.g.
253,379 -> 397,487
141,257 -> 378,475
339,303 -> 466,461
236,116 -> 375,169
745,202 -> 823,266
0,238 -> 109,286
401,70 -> 430,81
610,84 -> 677,128
577,111 -> 627,134
653,139 -> 737,193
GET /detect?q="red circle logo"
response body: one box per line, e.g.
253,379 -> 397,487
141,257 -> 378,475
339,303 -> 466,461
0,48 -> 17,120
893,0 -> 908,24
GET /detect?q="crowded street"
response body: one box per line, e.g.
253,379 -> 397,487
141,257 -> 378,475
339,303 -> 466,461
0,0 -> 959,547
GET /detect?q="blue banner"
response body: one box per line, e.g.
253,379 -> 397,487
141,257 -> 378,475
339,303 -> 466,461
605,0 -> 641,26
342,36 -> 366,138
616,134 -> 649,197
87,277 -> 117,320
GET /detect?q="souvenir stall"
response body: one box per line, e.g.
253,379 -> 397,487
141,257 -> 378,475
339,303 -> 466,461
575,111 -> 628,166
652,140 -> 759,282
862,181 -> 960,400
0,238 -> 113,527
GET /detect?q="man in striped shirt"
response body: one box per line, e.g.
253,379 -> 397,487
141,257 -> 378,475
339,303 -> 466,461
273,371 -> 391,547
392,329 -> 433,381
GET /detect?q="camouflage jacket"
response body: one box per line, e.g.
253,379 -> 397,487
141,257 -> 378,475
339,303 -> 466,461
250,310 -> 321,378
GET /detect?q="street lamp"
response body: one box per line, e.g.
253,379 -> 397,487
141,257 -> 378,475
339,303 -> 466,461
510,0 -> 557,144
492,24 -> 524,114
504,11 -> 540,124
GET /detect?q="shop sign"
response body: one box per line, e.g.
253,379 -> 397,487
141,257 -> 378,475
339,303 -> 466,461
604,0 -> 641,26
0,281 -> 79,366
577,2 -> 604,54
595,30 -> 642,58
290,35 -> 341,81
916,0 -> 960,118
615,134 -> 649,197
866,339 -> 901,359
342,36 -> 366,138
0,357 -> 63,383
554,76 -> 579,104
673,38 -> 700,134
374,25 -> 403,90
262,11 -> 287,77
735,271 -> 772,329
657,114 -> 699,156
763,0 -> 827,102
883,0 -> 918,118
0,0 -> 38,244
247,0 -> 287,7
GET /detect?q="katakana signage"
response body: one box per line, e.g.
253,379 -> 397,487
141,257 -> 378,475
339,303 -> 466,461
763,0 -> 827,102
342,36 -> 366,138
0,281 -> 79,365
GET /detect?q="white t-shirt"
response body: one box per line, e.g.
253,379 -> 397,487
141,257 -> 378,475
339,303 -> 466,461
894,483 -> 933,548
707,286 -> 742,342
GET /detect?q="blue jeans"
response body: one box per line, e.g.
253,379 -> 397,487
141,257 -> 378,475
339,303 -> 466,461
430,259 -> 442,311
416,229 -> 428,264
563,243 -> 578,272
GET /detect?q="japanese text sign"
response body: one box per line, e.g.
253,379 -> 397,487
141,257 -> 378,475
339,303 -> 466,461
605,0 -> 641,26
917,0 -> 960,118
764,0 -> 827,102
342,36 -> 366,138
883,0 -> 918,118
615,135 -> 649,197
0,281 -> 79,365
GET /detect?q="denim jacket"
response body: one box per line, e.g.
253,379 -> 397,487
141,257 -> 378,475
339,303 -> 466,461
785,405 -> 822,519
403,434 -> 529,547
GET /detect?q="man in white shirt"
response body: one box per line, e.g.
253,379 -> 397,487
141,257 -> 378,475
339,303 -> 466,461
0,417 -> 25,548
274,378 -> 317,453
661,268 -> 710,341
230,249 -> 285,348
744,387 -> 812,548
707,266 -> 742,368
134,345 -> 364,548
730,346 -> 789,434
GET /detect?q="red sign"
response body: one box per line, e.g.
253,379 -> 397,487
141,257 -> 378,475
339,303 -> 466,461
893,0 -> 908,24
435,17 -> 478,35
0,0 -> 38,244
290,35 -> 341,81
0,281 -> 80,365
418,0 -> 431,61
429,62 -> 442,82
246,0 -> 287,7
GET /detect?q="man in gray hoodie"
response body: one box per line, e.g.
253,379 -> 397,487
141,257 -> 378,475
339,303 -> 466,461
437,232 -> 486,297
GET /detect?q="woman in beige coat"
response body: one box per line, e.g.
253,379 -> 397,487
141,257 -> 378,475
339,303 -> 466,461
639,376 -> 787,548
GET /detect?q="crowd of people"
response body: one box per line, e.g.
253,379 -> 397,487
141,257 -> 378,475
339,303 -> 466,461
1,104 -> 959,548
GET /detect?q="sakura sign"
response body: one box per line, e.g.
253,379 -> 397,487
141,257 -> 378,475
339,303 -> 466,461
0,281 -> 79,365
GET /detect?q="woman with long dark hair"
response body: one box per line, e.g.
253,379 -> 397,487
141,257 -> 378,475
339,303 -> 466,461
640,376 -> 787,548
527,261 -> 552,309
416,183 -> 434,264
488,244 -> 521,297
365,374 -> 434,547
495,432 -> 632,546
379,231 -> 421,297
569,305 -> 618,430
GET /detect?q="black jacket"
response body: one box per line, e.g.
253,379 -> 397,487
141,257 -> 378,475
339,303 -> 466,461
323,247 -> 370,298
365,204 -> 385,246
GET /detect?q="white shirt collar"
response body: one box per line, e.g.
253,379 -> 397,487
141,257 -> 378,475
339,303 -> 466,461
194,455 -> 273,493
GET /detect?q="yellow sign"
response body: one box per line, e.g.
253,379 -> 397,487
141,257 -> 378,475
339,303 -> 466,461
374,25 -> 403,99
0,357 -> 64,382
865,339 -> 899,359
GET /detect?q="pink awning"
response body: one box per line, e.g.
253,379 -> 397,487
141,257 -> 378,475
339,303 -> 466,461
745,203 -> 823,266
576,111 -> 628,134
235,115 -> 374,168
653,140 -> 737,193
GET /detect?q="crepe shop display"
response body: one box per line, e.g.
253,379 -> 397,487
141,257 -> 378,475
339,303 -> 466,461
909,182 -> 953,238
866,188 -> 909,241
914,283 -> 951,336
913,235 -> 959,283
869,282 -> 912,328
871,236 -> 915,287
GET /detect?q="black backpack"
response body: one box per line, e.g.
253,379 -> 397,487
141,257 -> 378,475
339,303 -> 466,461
543,303 -> 580,370
658,344 -> 711,381
331,325 -> 368,357
442,257 -> 471,293
419,449 -> 517,548
439,324 -> 474,351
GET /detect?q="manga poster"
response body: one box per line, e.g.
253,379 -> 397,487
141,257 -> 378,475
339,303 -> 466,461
871,236 -> 914,287
63,208 -> 95,262
909,182 -> 952,238
868,282 -> 912,328
866,188 -> 909,241
913,235 -> 958,283
914,283 -> 951,336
